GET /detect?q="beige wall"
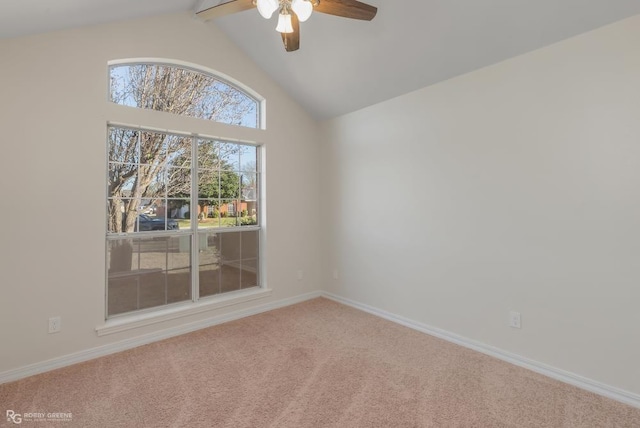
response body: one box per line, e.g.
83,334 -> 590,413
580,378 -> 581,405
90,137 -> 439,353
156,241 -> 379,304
321,15 -> 640,395
0,12 -> 322,373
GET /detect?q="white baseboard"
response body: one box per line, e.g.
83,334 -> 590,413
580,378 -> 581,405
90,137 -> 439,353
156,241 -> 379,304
0,290 -> 323,385
322,292 -> 640,410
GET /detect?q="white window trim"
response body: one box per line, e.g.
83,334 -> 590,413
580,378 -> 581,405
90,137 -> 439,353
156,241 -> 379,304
96,287 -> 272,336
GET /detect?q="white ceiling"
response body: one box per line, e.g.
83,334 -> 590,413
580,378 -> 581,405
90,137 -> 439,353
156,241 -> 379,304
2,1 -> 640,120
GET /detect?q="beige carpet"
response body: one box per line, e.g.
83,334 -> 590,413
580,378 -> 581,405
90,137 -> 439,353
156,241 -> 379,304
1,298 -> 639,427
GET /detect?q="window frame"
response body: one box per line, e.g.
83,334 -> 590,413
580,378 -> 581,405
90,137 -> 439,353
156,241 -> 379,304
103,59 -> 267,326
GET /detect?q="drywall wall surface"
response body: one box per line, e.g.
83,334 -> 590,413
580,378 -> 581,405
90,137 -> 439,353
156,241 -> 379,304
321,15 -> 640,394
0,12 -> 322,373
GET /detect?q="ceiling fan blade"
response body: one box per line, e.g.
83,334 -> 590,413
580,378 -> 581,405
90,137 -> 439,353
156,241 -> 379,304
281,13 -> 300,52
313,0 -> 377,21
196,0 -> 255,21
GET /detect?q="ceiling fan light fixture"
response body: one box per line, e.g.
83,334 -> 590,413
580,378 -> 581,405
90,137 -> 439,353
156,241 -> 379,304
276,12 -> 294,33
256,0 -> 279,19
198,0 -> 378,52
291,0 -> 313,22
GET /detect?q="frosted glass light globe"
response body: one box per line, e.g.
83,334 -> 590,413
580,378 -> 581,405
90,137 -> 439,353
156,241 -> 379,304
256,0 -> 279,19
275,12 -> 294,33
291,0 -> 313,22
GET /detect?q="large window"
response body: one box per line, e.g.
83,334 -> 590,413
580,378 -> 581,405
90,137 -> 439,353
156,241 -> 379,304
106,62 -> 262,318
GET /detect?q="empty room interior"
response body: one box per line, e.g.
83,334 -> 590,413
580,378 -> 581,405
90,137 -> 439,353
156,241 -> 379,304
1,0 -> 640,426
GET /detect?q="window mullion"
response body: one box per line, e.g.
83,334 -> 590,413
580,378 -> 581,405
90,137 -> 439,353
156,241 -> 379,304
191,135 -> 199,302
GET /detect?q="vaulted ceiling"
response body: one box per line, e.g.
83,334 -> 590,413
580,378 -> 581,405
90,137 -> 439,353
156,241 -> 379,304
2,0 -> 640,119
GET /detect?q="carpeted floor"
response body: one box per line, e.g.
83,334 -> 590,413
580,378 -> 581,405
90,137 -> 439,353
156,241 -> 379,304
1,297 -> 639,427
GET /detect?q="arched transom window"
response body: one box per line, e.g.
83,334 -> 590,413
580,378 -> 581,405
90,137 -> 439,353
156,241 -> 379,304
109,62 -> 260,128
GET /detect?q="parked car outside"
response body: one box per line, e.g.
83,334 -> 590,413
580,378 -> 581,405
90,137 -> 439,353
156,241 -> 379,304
136,214 -> 179,231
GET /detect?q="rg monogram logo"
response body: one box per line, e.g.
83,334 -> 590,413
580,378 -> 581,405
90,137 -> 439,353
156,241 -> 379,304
6,410 -> 22,424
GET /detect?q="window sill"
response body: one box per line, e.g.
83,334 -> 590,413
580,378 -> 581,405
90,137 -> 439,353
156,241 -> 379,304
95,287 -> 272,336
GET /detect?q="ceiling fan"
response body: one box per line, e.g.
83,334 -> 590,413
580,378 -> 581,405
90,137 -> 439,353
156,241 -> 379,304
196,0 -> 378,52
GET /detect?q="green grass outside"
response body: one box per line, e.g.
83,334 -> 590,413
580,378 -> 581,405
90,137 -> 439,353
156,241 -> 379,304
177,217 -> 247,229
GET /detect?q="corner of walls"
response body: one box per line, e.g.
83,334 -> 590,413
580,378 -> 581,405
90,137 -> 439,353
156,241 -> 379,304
319,14 -> 640,397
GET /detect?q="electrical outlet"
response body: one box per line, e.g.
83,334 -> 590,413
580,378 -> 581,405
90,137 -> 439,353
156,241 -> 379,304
509,311 -> 521,329
297,270 -> 304,280
48,316 -> 61,334
332,269 -> 339,280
